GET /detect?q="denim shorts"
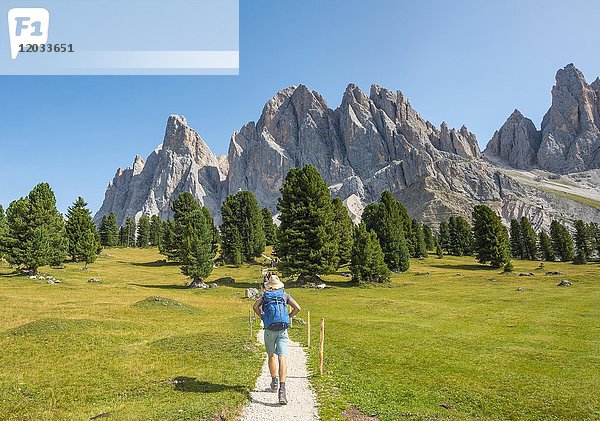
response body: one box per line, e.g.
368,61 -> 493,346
264,328 -> 289,356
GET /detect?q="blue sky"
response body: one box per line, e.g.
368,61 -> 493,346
1,0 -> 599,214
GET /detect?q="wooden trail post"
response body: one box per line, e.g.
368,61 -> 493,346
319,318 -> 325,375
307,310 -> 311,349
249,308 -> 253,340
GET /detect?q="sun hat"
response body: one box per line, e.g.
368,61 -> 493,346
264,274 -> 284,290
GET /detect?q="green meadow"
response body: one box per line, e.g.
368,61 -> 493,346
1,248 -> 599,420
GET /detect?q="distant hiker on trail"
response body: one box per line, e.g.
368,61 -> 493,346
252,273 -> 301,405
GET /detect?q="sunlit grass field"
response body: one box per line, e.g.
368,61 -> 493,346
293,257 -> 600,420
1,248 -> 599,420
0,248 -> 266,420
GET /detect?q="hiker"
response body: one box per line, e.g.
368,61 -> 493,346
252,273 -> 301,405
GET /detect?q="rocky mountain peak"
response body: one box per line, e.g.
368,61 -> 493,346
485,63 -> 600,174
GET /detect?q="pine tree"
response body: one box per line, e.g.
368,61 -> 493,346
368,191 -> 410,272
159,220 -> 176,258
119,226 -> 127,246
350,223 -> 390,284
149,215 -> 162,247
423,224 -> 435,250
137,215 -> 150,247
65,197 -> 101,264
472,205 -> 509,268
538,231 -> 555,261
0,205 -> 8,259
4,183 -> 67,273
220,191 -> 265,264
201,207 -> 220,254
332,198 -> 354,266
262,207 -> 277,246
98,215 -> 109,247
178,209 -> 215,287
160,192 -> 201,260
399,203 -> 414,256
123,217 -> 137,248
361,203 -> 379,233
520,217 -> 538,260
439,221 -> 450,253
448,216 -> 472,256
509,219 -> 524,259
411,219 -> 428,258
589,222 -> 600,258
550,220 -> 574,262
435,238 -> 443,259
276,165 -> 337,280
573,220 -> 591,265
106,212 -> 119,246
220,194 -> 242,265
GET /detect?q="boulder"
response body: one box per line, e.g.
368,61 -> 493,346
557,280 -> 572,287
245,288 -> 260,299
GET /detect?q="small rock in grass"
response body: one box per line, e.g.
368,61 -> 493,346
209,283 -> 218,288
316,283 -> 328,289
29,275 -> 37,279
516,287 -> 525,291
188,280 -> 208,289
518,273 -> 534,277
88,278 -> 102,283
245,288 -> 259,298
439,403 -> 454,409
342,272 -> 351,277
557,280 -> 572,287
546,271 -> 563,275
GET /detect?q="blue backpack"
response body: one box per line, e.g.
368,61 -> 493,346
262,289 -> 290,331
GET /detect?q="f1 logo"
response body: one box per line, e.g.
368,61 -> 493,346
7,8 -> 49,59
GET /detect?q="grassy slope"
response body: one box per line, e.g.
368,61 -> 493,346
0,248 -> 265,421
293,257 -> 600,420
2,249 -> 599,420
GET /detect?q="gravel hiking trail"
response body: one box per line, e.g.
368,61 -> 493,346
241,330 -> 319,421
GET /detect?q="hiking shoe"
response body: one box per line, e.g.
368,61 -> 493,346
270,377 -> 278,392
278,387 -> 288,405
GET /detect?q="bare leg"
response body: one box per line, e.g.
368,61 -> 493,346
278,355 -> 287,383
268,353 -> 277,378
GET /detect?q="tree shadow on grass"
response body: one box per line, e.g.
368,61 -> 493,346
429,263 -> 497,271
130,283 -> 188,290
129,260 -> 180,267
172,377 -> 248,394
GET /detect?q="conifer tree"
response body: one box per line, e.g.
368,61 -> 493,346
589,222 -> 600,258
137,215 -> 151,247
423,224 -> 435,250
119,226 -> 127,247
98,215 -> 109,247
368,191 -> 410,272
220,191 -> 265,264
538,231 -> 555,261
361,203 -> 379,233
350,223 -> 390,284
509,219 -> 524,259
573,220 -> 591,264
438,221 -> 450,253
178,209 -> 215,287
122,217 -> 137,248
220,195 -> 243,266
332,198 -> 354,266
262,207 -> 277,246
276,165 -> 337,280
448,216 -> 472,256
106,212 -> 119,246
0,205 -> 8,259
399,203 -> 414,256
520,217 -> 538,260
411,219 -> 428,258
65,197 -> 101,263
472,205 -> 509,268
201,207 -> 220,253
160,192 -> 201,260
4,183 -> 67,273
159,220 -> 176,257
550,220 -> 574,262
149,215 -> 162,247
435,238 -> 443,259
